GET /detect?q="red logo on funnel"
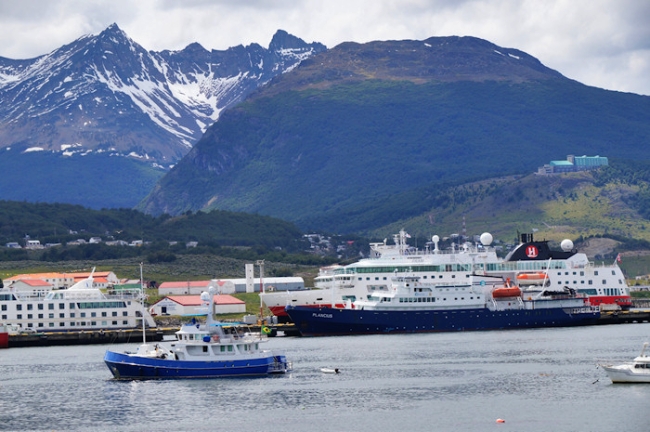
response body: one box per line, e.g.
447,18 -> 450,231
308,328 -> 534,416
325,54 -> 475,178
525,245 -> 539,258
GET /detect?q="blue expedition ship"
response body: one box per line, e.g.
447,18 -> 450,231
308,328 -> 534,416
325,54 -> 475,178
285,273 -> 601,336
262,231 -> 631,321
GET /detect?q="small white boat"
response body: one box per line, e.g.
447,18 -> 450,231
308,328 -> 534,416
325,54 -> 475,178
600,342 -> 650,383
320,367 -> 340,374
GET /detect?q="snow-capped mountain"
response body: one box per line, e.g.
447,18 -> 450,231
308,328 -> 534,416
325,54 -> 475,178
0,24 -> 326,166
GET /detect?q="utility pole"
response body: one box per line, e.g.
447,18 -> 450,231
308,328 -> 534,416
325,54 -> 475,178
256,260 -> 265,323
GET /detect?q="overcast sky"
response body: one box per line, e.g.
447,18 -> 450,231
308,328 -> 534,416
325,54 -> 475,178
0,0 -> 648,95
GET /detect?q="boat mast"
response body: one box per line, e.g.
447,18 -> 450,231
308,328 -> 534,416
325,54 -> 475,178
140,262 -> 146,344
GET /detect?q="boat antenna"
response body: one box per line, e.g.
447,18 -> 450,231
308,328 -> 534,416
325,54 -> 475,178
140,262 -> 146,345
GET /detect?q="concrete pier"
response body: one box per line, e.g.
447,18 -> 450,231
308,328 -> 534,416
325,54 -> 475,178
8,328 -> 164,348
597,309 -> 650,325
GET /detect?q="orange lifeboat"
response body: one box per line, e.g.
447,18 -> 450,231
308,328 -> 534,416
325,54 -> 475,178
516,272 -> 548,285
492,278 -> 522,298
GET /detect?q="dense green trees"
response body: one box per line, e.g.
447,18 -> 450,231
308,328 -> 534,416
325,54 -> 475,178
0,201 -> 337,264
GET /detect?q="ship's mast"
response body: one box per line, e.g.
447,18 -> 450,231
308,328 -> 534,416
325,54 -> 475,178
140,262 -> 146,344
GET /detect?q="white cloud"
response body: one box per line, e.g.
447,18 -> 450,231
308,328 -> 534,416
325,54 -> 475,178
0,0 -> 648,95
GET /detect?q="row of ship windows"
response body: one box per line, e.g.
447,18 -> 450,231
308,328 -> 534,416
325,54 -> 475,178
361,275 -> 460,281
556,280 -> 623,286
4,320 -> 130,328
350,267 -> 619,277
360,275 -> 622,287
379,297 -> 481,303
350,263 -> 567,274
398,297 -> 435,303
1,311 -> 129,320
1,302 -> 127,311
193,344 -> 259,354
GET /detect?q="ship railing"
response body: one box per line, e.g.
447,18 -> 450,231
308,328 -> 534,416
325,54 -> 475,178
370,245 -> 496,259
11,291 -> 49,301
104,289 -> 143,299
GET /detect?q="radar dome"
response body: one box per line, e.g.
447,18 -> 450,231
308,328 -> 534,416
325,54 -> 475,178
561,239 -> 574,251
480,232 -> 493,246
432,235 -> 439,243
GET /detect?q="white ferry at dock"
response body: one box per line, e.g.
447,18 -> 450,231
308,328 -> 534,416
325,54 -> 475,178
261,231 -> 631,321
0,271 -> 155,332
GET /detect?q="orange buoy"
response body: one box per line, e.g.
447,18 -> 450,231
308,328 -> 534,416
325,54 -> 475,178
496,418 -> 505,423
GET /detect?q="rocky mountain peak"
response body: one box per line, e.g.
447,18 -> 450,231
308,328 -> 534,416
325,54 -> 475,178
269,29 -> 326,52
0,25 -> 326,165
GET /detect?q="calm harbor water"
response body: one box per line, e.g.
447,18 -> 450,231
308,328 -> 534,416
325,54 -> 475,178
2,323 -> 650,432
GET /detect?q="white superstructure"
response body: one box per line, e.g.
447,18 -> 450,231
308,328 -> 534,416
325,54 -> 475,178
0,272 -> 155,332
261,230 -> 631,319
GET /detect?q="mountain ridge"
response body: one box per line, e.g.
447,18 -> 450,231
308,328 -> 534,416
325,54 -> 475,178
138,36 -> 650,232
0,24 -> 325,164
0,25 -> 325,208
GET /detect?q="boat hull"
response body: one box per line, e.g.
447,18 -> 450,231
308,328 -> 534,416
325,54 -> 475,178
285,305 -> 600,336
267,302 -> 348,318
104,350 -> 289,380
601,365 -> 650,383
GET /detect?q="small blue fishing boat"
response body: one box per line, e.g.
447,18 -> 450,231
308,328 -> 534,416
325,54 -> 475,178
104,287 -> 291,380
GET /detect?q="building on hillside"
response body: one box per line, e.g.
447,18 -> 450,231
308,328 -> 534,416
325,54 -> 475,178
231,277 -> 304,293
105,240 -> 129,246
537,154 -> 608,175
68,271 -> 120,285
24,240 -> 43,249
5,273 -> 74,289
5,279 -> 52,295
157,277 -> 304,296
5,271 -> 118,289
149,295 -> 245,316
158,281 -> 213,295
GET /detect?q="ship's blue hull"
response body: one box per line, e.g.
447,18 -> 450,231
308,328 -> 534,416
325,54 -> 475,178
285,305 -> 600,336
104,350 -> 288,380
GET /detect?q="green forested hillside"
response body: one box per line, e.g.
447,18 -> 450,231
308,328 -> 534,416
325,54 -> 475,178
139,78 -> 650,234
368,160 -> 650,248
0,201 -> 333,265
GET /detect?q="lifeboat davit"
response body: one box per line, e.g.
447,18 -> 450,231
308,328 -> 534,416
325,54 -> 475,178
516,272 -> 548,285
